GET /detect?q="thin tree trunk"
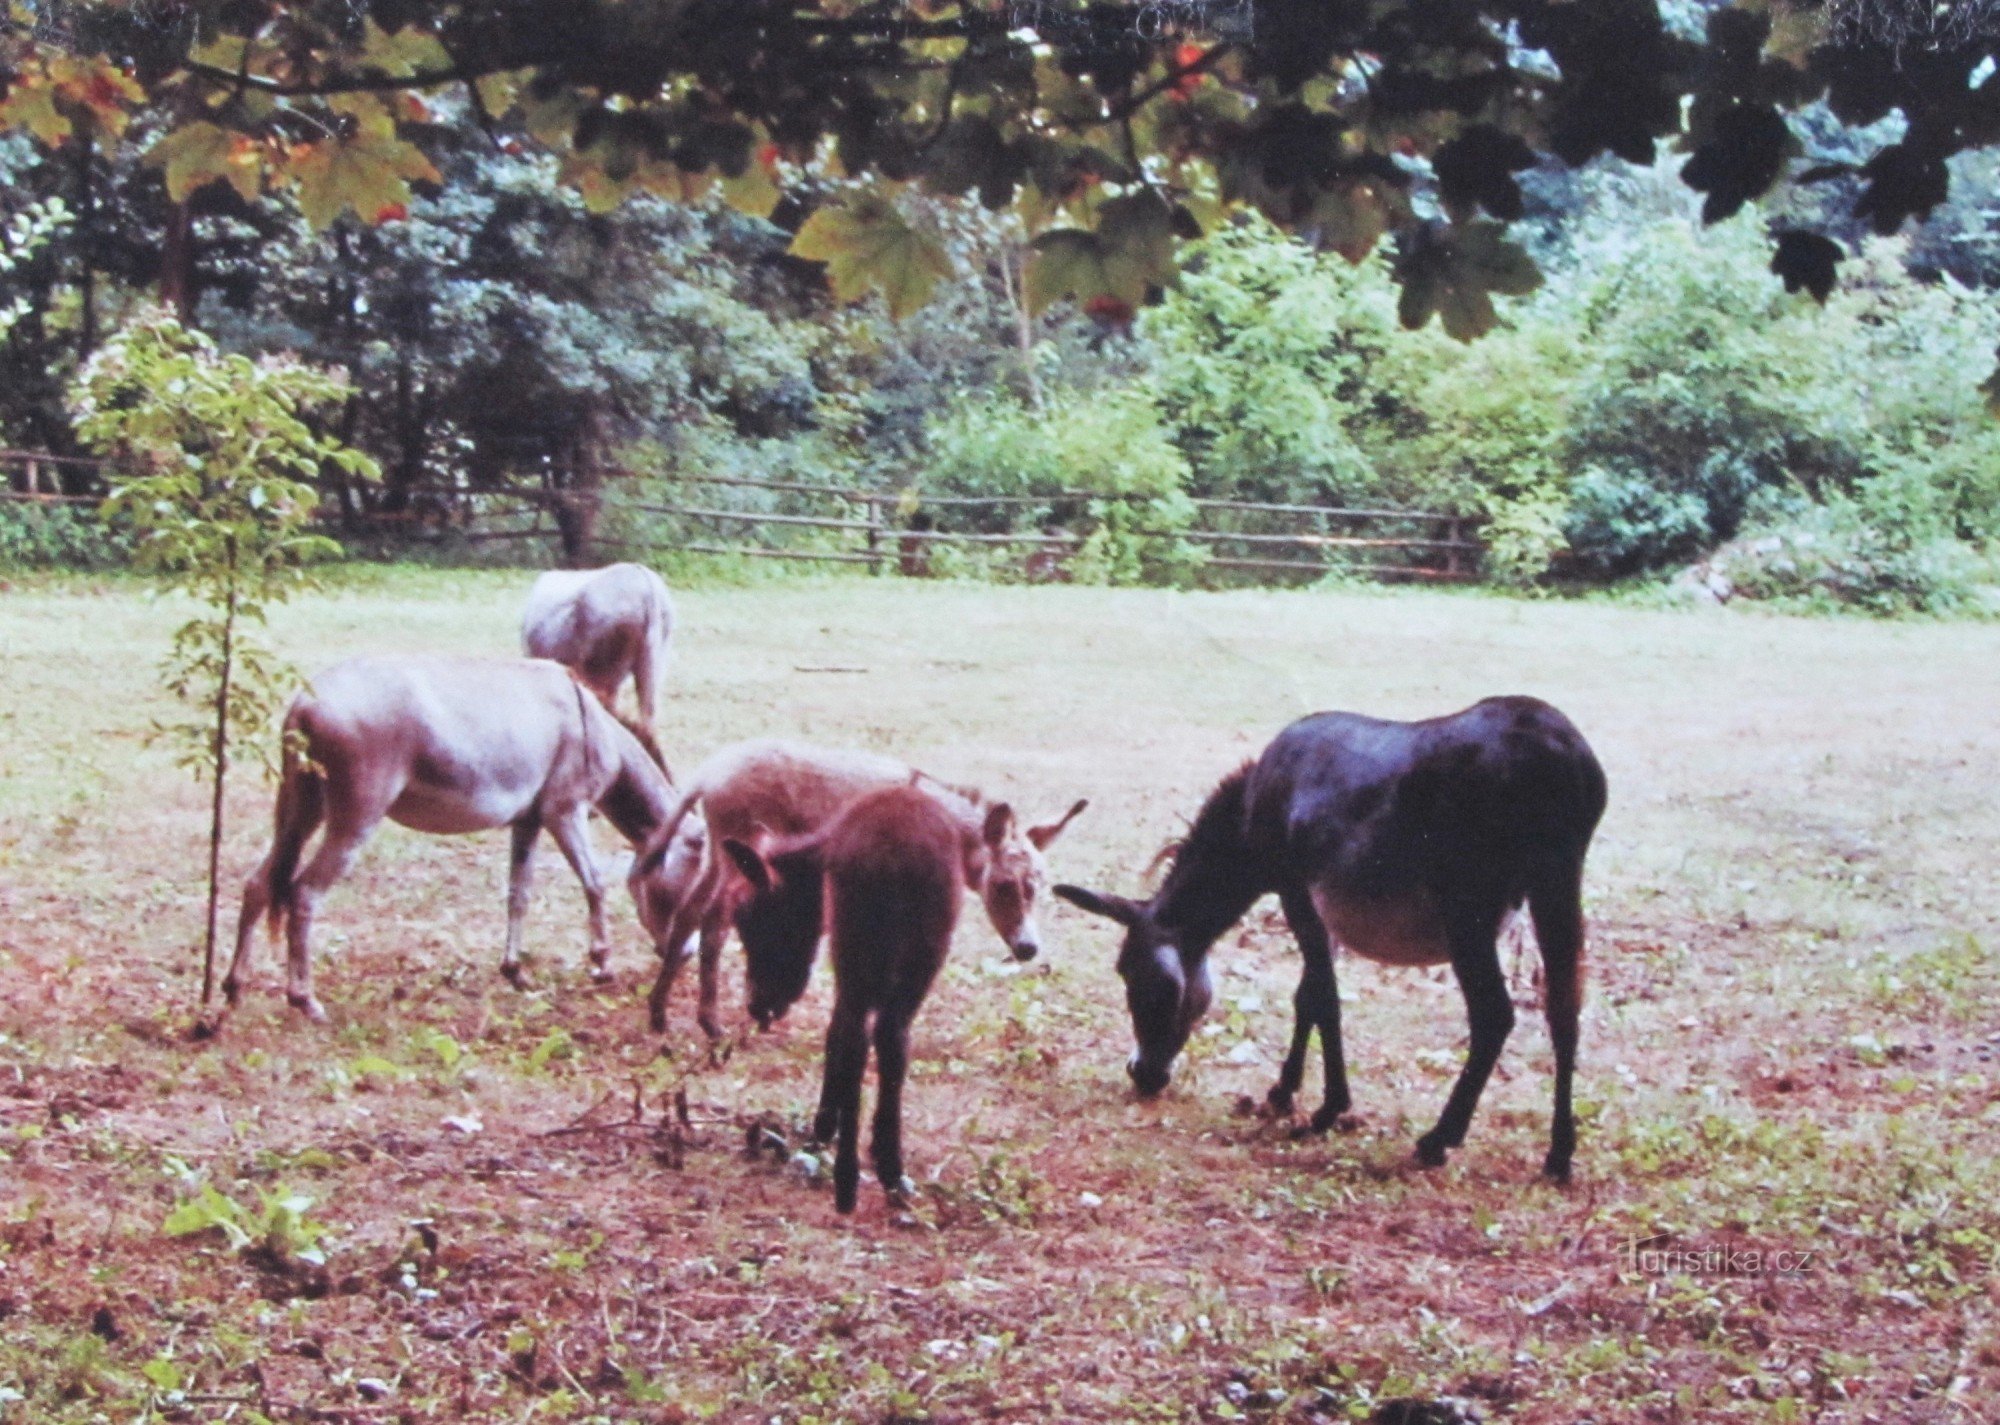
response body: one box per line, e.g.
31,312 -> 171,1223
201,544 -> 237,1006
160,201 -> 195,323
77,134 -> 97,357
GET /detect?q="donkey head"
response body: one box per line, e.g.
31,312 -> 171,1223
976,798 -> 1088,963
627,798 -> 709,962
1052,885 -> 1212,1097
719,833 -> 827,1029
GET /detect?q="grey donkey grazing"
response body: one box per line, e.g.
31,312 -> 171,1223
224,655 -> 678,1022
521,563 -> 675,729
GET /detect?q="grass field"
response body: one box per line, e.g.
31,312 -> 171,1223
2,569 -> 1998,1424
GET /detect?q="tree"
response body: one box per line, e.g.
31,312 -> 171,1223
5,1 -> 2000,349
68,312 -> 379,1010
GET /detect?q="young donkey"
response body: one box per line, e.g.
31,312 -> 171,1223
1058,697 -> 1606,1181
521,562 -> 676,730
225,656 -> 677,1021
632,739 -> 1086,1038
723,785 -> 1011,1213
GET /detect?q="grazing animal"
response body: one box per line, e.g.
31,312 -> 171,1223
224,656 -> 677,1021
1056,697 -> 1606,1181
723,785 -> 1008,1212
630,738 -> 1086,1038
521,563 -> 676,730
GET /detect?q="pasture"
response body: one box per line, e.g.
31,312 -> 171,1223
1,570 -> 1997,1423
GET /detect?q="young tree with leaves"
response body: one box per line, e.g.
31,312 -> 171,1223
68,311 -> 378,1008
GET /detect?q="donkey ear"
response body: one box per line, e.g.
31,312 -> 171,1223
721,837 -> 774,893
981,800 -> 1016,848
1027,798 -> 1089,850
1053,883 -> 1141,926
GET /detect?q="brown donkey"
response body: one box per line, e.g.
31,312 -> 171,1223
723,785 -> 1008,1213
633,739 -> 1084,1038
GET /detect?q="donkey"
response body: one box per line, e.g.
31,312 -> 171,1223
521,563 -> 676,729
722,785 -> 1010,1213
224,655 -> 678,1022
1056,696 -> 1606,1181
630,738 -> 1085,1038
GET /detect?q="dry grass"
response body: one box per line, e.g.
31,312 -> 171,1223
2,569 -> 1998,1424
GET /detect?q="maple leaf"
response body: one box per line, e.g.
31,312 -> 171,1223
286,116 -> 440,229
148,122 -> 262,203
789,195 -> 951,321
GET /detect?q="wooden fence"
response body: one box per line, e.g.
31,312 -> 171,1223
2,453 -> 1484,583
588,470 -> 1482,583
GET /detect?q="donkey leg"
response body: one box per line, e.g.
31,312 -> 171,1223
221,854 -> 274,1009
548,807 -> 613,981
870,1008 -> 915,1203
282,827 -> 373,1023
1272,887 -> 1351,1129
814,995 -> 869,1149
695,909 -> 729,1041
1530,866 -> 1587,1183
820,998 -> 871,1215
501,820 -> 540,988
1415,920 -> 1514,1169
646,932 -> 692,1034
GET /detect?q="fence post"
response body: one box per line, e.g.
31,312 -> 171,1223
1443,517 -> 1462,579
865,494 -> 884,575
24,457 -> 39,495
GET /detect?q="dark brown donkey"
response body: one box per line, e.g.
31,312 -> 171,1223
1057,696 -> 1606,1181
722,785 -> 1008,1213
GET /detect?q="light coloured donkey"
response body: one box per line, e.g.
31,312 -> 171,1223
630,738 -> 1086,1038
521,563 -> 675,728
224,655 -> 678,1022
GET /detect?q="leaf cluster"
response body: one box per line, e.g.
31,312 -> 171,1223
7,0 -> 2000,345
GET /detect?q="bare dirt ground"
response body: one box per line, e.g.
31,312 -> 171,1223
1,569 -> 1997,1424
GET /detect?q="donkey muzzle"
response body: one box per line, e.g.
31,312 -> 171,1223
1127,1052 -> 1171,1098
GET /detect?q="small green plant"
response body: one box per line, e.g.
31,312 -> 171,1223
68,310 -> 379,1005
162,1181 -> 332,1267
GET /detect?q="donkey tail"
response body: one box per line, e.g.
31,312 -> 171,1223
264,736 -> 324,940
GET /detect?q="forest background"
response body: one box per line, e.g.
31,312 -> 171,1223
3,0 -> 1999,613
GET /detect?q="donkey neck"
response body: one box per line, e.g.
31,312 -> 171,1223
598,730 -> 678,849
1154,767 -> 1268,952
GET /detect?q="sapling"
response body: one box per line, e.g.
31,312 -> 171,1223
68,310 -> 378,1007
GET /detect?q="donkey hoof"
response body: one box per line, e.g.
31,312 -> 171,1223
1414,1136 -> 1450,1168
1262,1086 -> 1296,1118
221,979 -> 242,1008
1542,1153 -> 1574,1185
589,963 -> 616,986
287,993 -> 329,1024
501,961 -> 528,990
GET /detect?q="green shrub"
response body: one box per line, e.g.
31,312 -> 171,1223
1707,501 -> 1991,616
0,501 -> 130,569
920,385 -> 1199,585
1141,215 -> 1437,506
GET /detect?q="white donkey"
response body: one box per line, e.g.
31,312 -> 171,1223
521,563 -> 675,729
224,655 -> 678,1022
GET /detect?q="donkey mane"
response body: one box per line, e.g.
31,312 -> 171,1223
909,766 -> 986,809
612,708 -> 671,777
1156,761 -> 1255,889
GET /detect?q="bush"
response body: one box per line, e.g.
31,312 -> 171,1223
1141,215 -> 1436,506
1704,501 -> 1992,616
0,501 -> 130,569
919,386 -> 1200,585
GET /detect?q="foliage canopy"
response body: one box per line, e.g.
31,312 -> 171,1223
6,1 -> 2000,340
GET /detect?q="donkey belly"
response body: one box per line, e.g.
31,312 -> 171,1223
1310,886 -> 1452,967
388,758 -> 550,834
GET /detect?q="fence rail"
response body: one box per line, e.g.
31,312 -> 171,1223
2,454 -> 1484,583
